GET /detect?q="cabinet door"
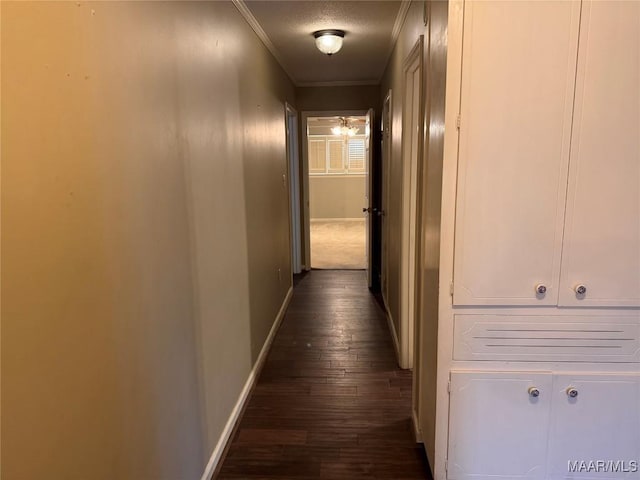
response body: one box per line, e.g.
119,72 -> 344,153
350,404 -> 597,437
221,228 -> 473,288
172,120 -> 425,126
453,1 -> 581,305
448,371 -> 552,479
547,374 -> 640,479
559,1 -> 640,307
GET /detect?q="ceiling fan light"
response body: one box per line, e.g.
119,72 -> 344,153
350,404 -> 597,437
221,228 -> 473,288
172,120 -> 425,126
313,29 -> 345,55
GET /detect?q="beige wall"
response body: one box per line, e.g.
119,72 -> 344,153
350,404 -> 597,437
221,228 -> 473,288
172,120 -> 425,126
379,2 -> 428,362
379,0 -> 448,470
309,176 -> 366,219
296,85 -> 380,112
1,2 -> 294,479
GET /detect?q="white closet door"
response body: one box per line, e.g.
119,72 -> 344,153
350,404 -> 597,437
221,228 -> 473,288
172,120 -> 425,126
453,1 -> 580,306
547,374 -> 640,479
559,1 -> 640,307
448,371 -> 552,479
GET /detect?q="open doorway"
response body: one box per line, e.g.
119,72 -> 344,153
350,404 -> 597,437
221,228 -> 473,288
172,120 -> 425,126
302,112 -> 370,271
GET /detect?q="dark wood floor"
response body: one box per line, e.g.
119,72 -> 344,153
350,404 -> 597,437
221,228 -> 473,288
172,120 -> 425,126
216,270 -> 432,479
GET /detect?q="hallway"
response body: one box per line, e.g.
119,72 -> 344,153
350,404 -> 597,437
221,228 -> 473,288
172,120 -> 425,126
217,270 -> 431,479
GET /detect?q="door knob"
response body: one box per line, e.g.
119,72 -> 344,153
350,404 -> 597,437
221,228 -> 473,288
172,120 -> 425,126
535,284 -> 547,296
528,387 -> 540,398
574,284 -> 587,296
566,387 -> 579,398
377,209 -> 386,217
362,207 -> 371,213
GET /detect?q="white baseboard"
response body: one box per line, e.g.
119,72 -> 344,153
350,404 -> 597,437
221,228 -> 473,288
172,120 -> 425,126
383,296 -> 401,366
200,286 -> 293,480
412,408 -> 423,443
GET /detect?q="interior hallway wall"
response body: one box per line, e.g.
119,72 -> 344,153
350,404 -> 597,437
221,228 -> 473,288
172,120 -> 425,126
379,0 -> 448,468
379,1 -> 428,362
309,175 -> 366,219
296,84 -> 380,111
1,2 -> 294,478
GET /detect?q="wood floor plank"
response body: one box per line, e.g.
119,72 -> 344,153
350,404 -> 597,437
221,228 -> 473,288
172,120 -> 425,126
216,270 -> 432,479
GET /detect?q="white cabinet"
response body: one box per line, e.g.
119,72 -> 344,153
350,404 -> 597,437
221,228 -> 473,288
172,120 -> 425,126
453,0 -> 640,307
438,2 -> 640,479
448,371 -> 552,479
547,374 -> 640,478
559,1 -> 640,307
448,371 -> 640,480
453,0 -> 580,306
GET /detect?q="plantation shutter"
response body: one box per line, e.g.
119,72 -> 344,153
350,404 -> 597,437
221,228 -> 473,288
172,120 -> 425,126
309,140 -> 327,173
328,140 -> 344,173
347,139 -> 366,173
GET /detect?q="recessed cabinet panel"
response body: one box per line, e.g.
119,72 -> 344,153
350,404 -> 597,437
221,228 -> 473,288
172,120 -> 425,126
453,1 -> 581,306
559,2 -> 640,307
547,374 -> 640,479
453,315 -> 640,363
448,371 -> 552,479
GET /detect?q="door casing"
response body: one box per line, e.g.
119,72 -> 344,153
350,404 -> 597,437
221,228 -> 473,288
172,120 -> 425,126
399,37 -> 424,370
285,103 -> 301,274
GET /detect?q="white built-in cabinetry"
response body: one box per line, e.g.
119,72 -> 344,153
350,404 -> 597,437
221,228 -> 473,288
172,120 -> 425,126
559,2 -> 640,308
448,371 -> 640,479
438,1 -> 640,479
453,0 -> 581,307
453,0 -> 639,308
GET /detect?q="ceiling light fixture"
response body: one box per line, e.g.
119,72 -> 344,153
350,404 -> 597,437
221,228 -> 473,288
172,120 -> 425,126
313,29 -> 345,56
332,117 -> 358,137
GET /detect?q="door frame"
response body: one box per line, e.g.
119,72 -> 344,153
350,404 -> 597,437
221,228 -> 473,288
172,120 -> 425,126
365,108 -> 375,288
381,89 -> 393,308
285,103 -> 301,274
399,37 -> 425,370
300,110 -> 369,272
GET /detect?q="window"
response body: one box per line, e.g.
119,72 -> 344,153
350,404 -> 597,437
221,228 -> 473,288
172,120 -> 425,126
308,136 -> 367,175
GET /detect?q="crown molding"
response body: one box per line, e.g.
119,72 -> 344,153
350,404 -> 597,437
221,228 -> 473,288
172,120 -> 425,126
378,0 -> 412,82
232,0 -> 298,84
392,0 -> 412,44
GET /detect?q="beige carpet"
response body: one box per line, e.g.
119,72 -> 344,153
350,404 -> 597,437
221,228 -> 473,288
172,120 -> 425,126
310,218 -> 366,269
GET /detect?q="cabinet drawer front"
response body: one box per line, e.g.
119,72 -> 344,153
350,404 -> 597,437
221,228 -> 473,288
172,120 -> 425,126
454,315 -> 640,363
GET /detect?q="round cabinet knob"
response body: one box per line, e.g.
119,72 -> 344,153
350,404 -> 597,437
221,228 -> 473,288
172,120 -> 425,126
528,387 -> 540,398
566,387 -> 579,398
536,284 -> 547,296
574,284 -> 587,296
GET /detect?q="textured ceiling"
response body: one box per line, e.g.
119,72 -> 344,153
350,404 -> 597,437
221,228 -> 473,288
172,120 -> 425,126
243,1 -> 405,86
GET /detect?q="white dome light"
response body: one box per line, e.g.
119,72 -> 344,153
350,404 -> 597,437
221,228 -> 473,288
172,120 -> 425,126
313,30 -> 345,56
